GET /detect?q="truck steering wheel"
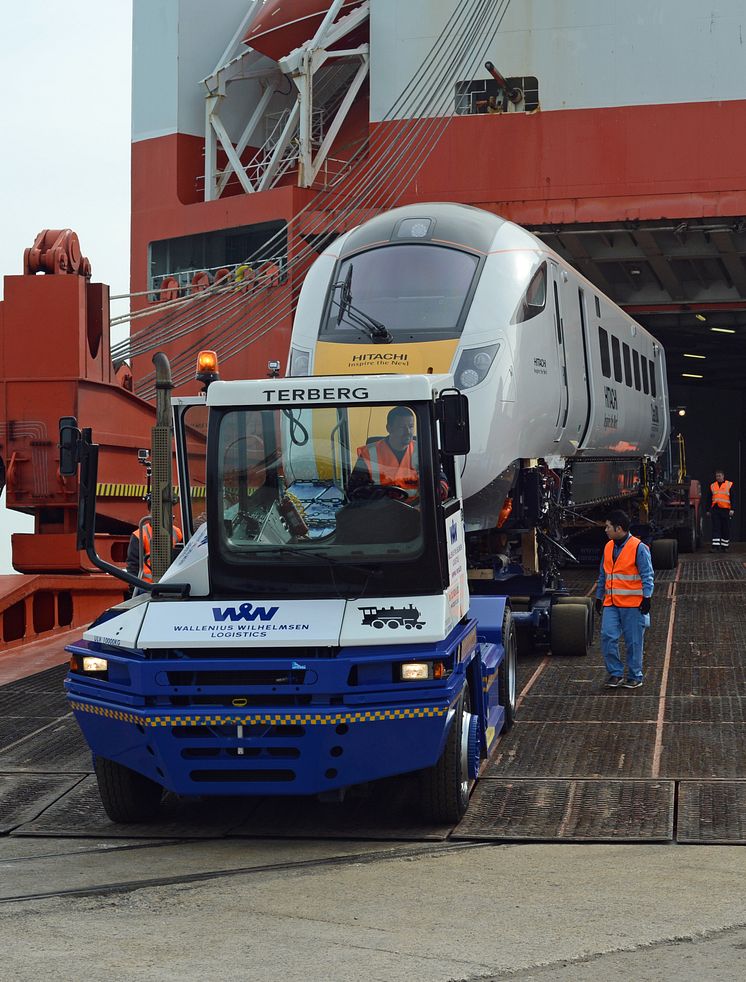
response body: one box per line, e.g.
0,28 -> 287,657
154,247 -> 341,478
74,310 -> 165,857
349,483 -> 409,502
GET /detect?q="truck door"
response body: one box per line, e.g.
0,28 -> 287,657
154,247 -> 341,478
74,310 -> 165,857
549,262 -> 569,442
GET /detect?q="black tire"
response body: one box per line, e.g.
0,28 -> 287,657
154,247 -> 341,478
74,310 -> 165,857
95,756 -> 163,823
676,510 -> 697,554
650,537 -> 678,570
421,689 -> 471,824
498,610 -> 517,731
550,602 -> 590,656
555,595 -> 595,644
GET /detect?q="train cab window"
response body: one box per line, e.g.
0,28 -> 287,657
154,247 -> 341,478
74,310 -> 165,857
641,356 -> 649,394
611,335 -> 623,383
632,349 -> 641,390
598,326 -> 611,378
649,358 -> 657,397
622,343 -> 632,386
516,262 -> 547,323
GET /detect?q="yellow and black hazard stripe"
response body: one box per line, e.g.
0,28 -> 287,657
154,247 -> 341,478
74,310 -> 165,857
69,701 -> 447,728
95,484 -> 206,499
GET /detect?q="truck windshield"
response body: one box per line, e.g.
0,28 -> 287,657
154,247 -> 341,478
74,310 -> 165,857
322,244 -> 480,342
216,402 -> 432,564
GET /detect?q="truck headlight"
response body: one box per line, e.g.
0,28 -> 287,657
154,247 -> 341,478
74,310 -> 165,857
399,661 -> 447,681
83,656 -> 109,673
454,344 -> 500,390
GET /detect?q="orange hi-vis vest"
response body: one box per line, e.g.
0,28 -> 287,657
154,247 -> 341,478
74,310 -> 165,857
603,534 -> 644,607
357,439 -> 419,497
711,480 -> 733,509
133,522 -> 183,583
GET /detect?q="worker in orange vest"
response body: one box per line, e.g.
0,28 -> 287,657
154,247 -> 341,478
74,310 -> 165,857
594,509 -> 654,689
126,519 -> 183,583
347,406 -> 449,503
710,468 -> 735,552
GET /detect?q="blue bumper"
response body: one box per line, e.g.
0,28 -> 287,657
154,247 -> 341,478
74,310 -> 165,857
65,626 -> 478,797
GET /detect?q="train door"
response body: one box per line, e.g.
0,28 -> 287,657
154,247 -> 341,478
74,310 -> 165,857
549,262 -> 569,442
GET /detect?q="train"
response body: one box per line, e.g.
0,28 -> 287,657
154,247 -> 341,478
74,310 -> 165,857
289,202 -> 670,532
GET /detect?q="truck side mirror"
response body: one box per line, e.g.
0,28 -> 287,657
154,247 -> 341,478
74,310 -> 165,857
59,416 -> 80,477
438,390 -> 470,456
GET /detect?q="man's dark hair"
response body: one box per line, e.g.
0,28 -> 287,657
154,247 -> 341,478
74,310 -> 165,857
606,509 -> 630,532
387,406 -> 414,427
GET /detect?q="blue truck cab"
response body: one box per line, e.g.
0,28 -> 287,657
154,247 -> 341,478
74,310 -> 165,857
64,367 -> 516,823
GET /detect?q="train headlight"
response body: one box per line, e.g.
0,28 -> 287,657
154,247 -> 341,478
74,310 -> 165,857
289,347 -> 310,376
454,343 -> 501,390
458,369 -> 480,389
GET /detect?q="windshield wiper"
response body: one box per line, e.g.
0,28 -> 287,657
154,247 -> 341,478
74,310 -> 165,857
333,264 -> 393,343
252,546 -> 382,578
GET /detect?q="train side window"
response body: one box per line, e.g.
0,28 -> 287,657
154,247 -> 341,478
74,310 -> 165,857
515,262 -> 547,322
632,349 -> 641,390
598,327 -> 611,378
641,356 -> 649,394
649,358 -> 657,397
622,343 -> 632,386
595,296 -> 601,317
611,335 -> 623,383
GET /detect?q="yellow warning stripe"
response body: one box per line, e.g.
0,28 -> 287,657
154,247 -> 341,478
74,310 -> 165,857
69,700 -> 447,727
95,484 -> 206,499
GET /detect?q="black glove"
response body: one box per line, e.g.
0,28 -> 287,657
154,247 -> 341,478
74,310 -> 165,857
595,598 -> 603,616
639,597 -> 651,615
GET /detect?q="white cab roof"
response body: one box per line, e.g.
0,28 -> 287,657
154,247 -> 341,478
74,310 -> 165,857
207,374 -> 454,407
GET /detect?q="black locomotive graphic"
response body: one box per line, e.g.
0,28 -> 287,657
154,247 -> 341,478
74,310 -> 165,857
358,604 -> 425,630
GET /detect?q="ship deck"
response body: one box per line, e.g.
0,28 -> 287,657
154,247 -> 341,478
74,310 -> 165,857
1,552 -> 744,845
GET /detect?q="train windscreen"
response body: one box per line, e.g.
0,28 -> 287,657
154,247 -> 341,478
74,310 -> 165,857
322,244 -> 480,342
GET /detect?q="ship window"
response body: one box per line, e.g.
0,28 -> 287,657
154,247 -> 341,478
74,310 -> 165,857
622,343 -> 632,387
611,335 -> 623,383
598,327 -> 611,378
632,349 -> 641,391
649,358 -> 657,397
641,355 -> 649,394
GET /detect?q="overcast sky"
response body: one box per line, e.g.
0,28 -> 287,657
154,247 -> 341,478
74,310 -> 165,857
0,2 -> 133,573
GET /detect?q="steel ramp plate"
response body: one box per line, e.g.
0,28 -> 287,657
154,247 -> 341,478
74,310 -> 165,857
228,776 -> 451,841
12,774 -> 257,839
484,722 -> 657,778
0,716 -> 92,773
0,773 -> 84,834
656,724 -> 746,779
452,779 -> 674,841
677,782 -> 746,843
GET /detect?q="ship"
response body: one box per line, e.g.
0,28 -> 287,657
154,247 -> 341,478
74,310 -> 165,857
1,0 -> 745,668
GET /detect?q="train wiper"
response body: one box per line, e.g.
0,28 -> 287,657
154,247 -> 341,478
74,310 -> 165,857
333,265 -> 393,343
252,546 -> 382,578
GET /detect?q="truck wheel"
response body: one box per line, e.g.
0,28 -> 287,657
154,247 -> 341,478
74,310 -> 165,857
650,538 -> 678,570
555,596 -> 595,644
550,602 -> 590,656
95,757 -> 163,823
498,611 -> 517,731
421,689 -> 471,824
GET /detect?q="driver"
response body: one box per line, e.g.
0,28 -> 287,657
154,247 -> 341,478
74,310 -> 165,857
348,406 -> 449,502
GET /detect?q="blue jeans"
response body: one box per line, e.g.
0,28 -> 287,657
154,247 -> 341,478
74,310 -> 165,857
600,605 -> 646,681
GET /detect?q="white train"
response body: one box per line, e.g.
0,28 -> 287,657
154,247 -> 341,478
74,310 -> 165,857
289,203 -> 669,529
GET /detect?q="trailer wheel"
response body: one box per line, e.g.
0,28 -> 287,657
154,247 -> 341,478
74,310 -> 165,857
95,757 -> 163,823
498,611 -> 517,731
550,602 -> 590,656
421,689 -> 471,824
650,538 -> 678,570
677,511 -> 697,554
555,596 -> 595,644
